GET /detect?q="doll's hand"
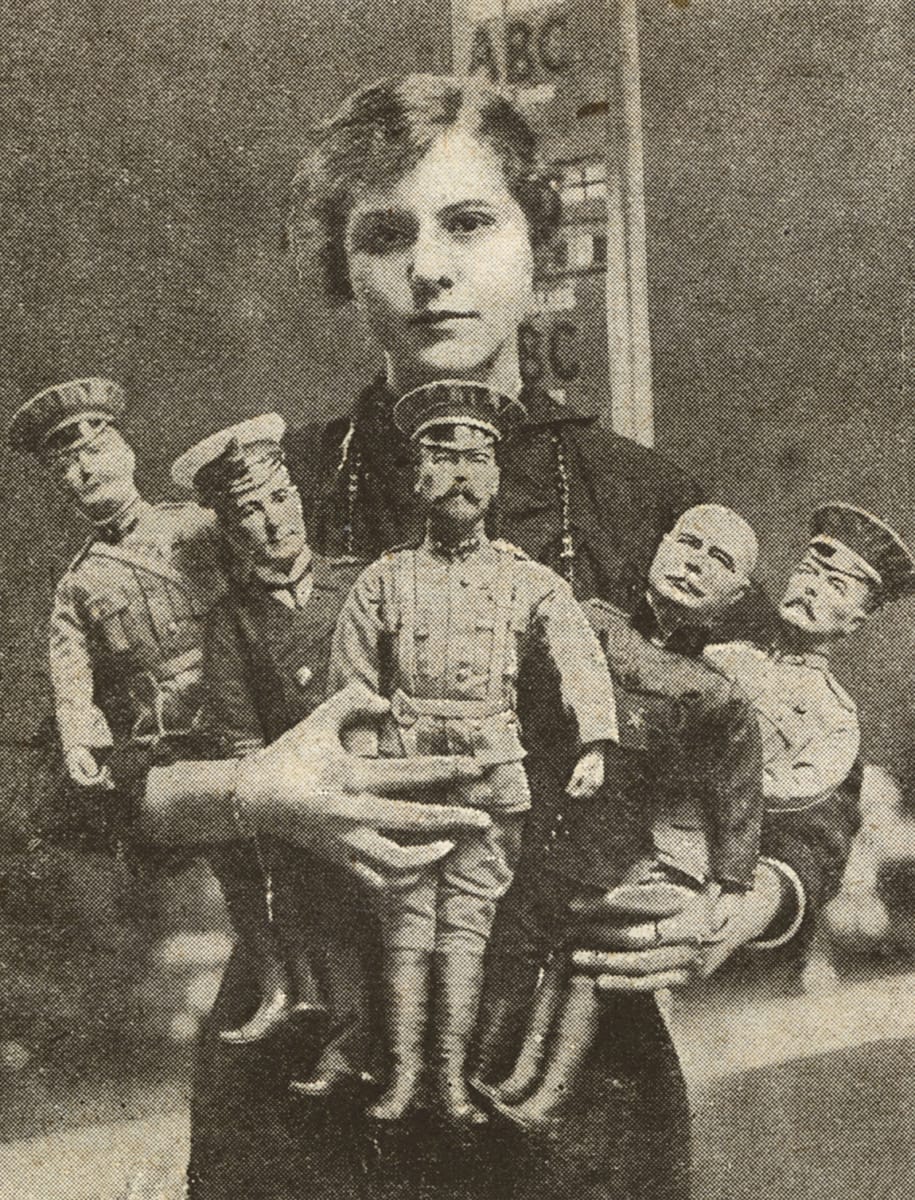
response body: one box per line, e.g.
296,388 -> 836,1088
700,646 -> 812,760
565,744 -> 605,799
65,746 -> 114,790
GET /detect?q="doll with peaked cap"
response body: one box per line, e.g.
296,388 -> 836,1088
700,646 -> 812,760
329,381 -> 620,1125
172,416 -> 372,1087
6,378 -> 222,854
707,503 -> 915,813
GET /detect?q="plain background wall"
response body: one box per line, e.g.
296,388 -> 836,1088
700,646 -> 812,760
2,0 -> 915,800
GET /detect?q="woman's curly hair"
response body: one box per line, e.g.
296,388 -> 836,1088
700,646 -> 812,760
288,74 -> 562,302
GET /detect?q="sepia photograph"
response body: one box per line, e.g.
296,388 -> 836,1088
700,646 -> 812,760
1,1 -> 914,1197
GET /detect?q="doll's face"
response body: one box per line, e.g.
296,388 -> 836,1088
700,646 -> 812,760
344,129 -> 535,393
47,425 -> 137,518
415,426 -> 499,529
648,506 -> 757,621
224,477 -> 308,570
779,551 -> 873,638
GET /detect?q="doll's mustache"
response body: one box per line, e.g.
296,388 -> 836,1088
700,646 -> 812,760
433,485 -> 481,504
784,596 -> 815,618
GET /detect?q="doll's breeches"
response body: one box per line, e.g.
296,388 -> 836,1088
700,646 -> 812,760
379,810 -> 525,954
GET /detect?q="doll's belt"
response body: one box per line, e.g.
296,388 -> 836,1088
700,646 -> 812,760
389,689 -> 508,727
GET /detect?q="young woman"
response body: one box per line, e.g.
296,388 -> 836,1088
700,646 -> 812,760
183,75 -> 859,1200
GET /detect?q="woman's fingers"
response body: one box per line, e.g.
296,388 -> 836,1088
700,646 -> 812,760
347,860 -> 388,892
352,795 -> 491,834
271,683 -> 389,752
342,826 -> 454,871
352,754 -> 481,793
594,969 -> 694,993
570,944 -> 701,976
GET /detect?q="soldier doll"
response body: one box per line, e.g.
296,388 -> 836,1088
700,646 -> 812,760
707,504 -> 915,814
172,416 -> 372,1087
473,504 -> 766,1128
6,377 -> 223,856
330,381 -> 620,1125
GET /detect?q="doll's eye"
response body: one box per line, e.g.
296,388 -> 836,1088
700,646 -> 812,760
709,547 -> 736,572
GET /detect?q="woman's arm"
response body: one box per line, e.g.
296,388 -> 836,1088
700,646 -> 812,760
134,683 -> 490,892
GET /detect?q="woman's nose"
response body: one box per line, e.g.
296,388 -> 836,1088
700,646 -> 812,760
408,228 -> 454,295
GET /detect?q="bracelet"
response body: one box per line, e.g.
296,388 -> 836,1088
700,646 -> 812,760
229,756 -> 252,842
229,754 -> 275,924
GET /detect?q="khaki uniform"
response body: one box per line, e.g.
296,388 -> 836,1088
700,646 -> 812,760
704,640 -> 860,812
331,535 -> 618,954
50,500 -> 225,753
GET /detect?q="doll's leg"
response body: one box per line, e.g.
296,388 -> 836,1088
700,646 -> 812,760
472,907 -> 549,1085
365,872 -> 435,1121
473,871 -> 604,1105
207,843 -> 292,1044
436,780 -> 526,1125
290,857 -> 375,1098
483,975 -> 603,1131
268,844 -> 326,1016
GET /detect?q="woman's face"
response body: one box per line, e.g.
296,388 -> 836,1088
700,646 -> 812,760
344,128 -> 535,393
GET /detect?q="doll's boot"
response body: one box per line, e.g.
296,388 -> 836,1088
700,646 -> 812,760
210,846 -> 294,1045
290,941 -> 374,1098
491,962 -> 564,1103
366,950 -> 430,1122
482,975 -> 600,1131
434,952 -> 489,1126
290,949 -> 329,1018
290,1014 -> 375,1098
219,949 -> 294,1045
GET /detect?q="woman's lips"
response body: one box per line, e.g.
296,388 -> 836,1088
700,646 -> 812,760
408,310 -> 477,326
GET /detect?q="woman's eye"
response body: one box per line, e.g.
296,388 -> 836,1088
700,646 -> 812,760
447,210 -> 495,235
350,215 -> 415,254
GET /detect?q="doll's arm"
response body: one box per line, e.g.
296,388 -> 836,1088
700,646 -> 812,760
329,565 -> 387,757
535,580 -> 619,747
49,575 -> 114,787
201,602 -> 267,758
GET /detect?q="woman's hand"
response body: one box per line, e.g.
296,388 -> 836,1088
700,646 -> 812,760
565,863 -> 788,992
237,683 -> 492,892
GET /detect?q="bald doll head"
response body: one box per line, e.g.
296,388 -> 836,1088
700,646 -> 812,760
647,504 -> 759,623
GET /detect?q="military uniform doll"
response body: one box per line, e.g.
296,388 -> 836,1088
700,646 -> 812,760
330,381 -> 620,1125
6,377 -> 224,859
473,505 -> 766,1128
172,416 -> 373,1086
706,504 -> 915,812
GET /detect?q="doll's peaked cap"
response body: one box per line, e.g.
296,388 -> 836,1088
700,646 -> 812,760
810,503 -> 915,604
393,380 -> 527,444
7,377 -> 126,455
171,414 -> 288,505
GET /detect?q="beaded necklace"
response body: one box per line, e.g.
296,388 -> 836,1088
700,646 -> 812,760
551,430 -> 575,588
